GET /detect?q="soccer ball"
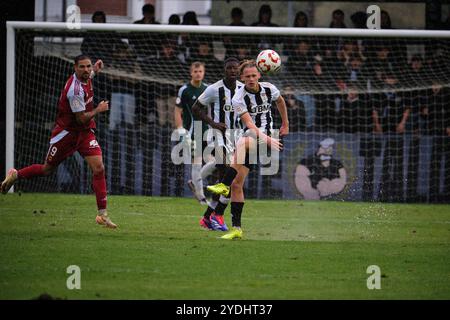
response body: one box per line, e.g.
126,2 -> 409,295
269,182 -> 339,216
256,49 -> 281,75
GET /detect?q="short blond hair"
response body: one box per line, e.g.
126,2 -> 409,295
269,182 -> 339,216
239,59 -> 257,74
190,61 -> 205,72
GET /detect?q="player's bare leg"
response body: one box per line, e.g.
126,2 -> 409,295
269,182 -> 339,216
0,169 -> 18,194
1,163 -> 55,194
85,155 -> 117,229
221,165 -> 248,240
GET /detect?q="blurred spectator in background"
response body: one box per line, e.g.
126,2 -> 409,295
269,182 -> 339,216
339,85 -> 368,134
108,42 -> 141,194
81,11 -> 125,66
251,4 -> 279,55
151,40 -> 187,129
423,80 -> 450,202
134,4 -> 159,24
187,41 -> 221,82
234,44 -> 252,61
334,40 -> 366,78
378,10 -> 407,67
349,11 -> 369,71
312,64 -> 338,132
406,55 -> 426,86
168,14 -> 180,25
154,39 -> 186,80
178,11 -> 201,63
284,11 -> 309,56
293,11 -> 308,27
350,88 -> 380,201
366,44 -> 394,89
373,73 -> 410,202
110,42 -> 141,73
282,86 -> 306,132
308,59 -> 335,91
130,4 -> 161,60
441,10 -> 450,29
223,7 -> 246,59
344,54 -> 368,89
229,7 -> 246,26
322,9 -> 348,71
295,59 -> 333,130
329,9 -> 347,28
92,10 -> 106,23
403,55 -> 426,134
381,10 -> 392,29
328,9 -> 348,61
252,4 -> 278,27
167,14 -> 184,62
403,57 -> 427,201
183,11 -> 199,25
286,39 -> 314,82
408,56 -> 426,99
155,42 -> 188,196
336,40 -> 356,67
351,11 -> 367,29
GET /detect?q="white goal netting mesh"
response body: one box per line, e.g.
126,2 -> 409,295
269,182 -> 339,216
11,27 -> 450,202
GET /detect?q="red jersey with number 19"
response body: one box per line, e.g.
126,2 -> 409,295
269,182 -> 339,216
52,73 -> 96,138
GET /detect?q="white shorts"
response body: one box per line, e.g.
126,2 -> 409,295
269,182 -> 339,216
206,128 -> 243,154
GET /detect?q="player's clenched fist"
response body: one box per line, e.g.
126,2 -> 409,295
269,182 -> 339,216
94,59 -> 104,73
97,100 -> 109,113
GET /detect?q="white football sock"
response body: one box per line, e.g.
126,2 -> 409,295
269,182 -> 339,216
209,200 -> 218,210
219,195 -> 230,205
201,159 -> 216,180
191,163 -> 205,199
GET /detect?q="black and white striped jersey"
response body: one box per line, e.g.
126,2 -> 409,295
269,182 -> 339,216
197,79 -> 244,129
232,82 -> 281,134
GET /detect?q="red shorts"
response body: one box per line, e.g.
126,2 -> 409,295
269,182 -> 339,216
45,129 -> 102,166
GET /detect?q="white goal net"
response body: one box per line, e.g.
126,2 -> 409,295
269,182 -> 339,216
6,22 -> 450,202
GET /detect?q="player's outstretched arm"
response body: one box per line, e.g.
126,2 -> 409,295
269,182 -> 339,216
75,100 -> 109,125
241,113 -> 282,151
276,96 -> 289,136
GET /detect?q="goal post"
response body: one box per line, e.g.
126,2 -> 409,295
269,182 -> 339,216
6,21 -> 450,201
6,22 -> 17,193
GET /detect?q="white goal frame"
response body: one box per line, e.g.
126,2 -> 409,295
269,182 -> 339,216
6,21 -> 450,192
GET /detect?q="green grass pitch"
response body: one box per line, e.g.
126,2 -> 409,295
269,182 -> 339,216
0,193 -> 449,299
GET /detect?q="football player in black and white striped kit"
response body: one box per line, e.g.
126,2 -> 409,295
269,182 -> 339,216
207,59 -> 289,240
192,57 -> 243,231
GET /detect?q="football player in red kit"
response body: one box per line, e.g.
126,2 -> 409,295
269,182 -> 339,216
1,54 -> 117,228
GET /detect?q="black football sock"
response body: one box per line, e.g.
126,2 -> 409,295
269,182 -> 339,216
222,167 -> 238,186
215,191 -> 231,216
230,202 -> 244,228
214,202 -> 227,216
203,205 -> 215,219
